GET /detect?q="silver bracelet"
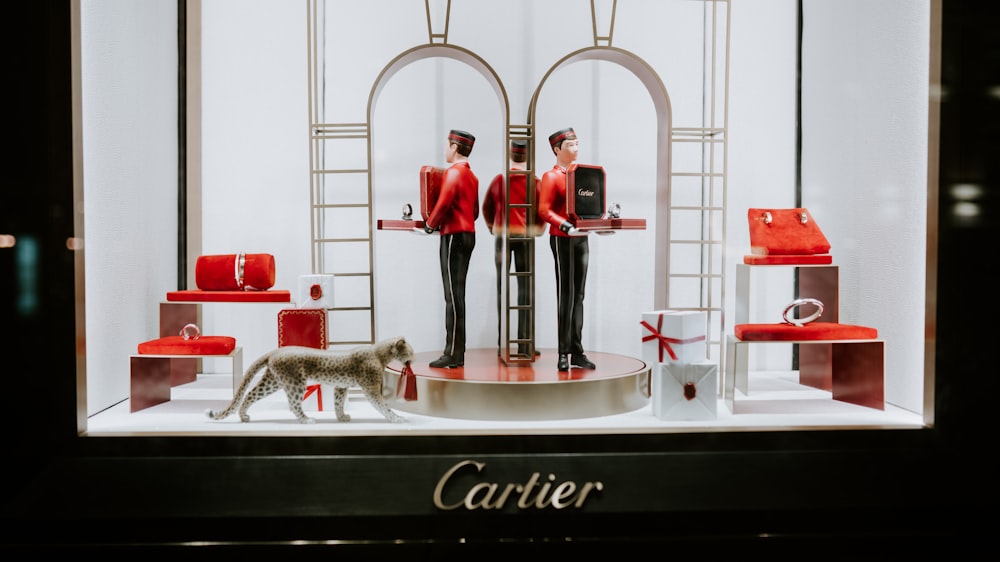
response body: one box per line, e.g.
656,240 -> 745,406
782,298 -> 824,326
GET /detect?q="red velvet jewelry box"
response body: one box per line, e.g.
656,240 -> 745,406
277,308 -> 328,349
420,165 -> 445,222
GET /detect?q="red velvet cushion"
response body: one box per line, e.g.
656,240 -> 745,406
166,290 -> 291,303
743,254 -> 833,265
735,322 -> 878,341
138,336 -> 236,355
195,254 -> 276,291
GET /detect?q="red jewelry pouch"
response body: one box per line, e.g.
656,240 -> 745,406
195,253 -> 276,291
747,208 -> 831,256
420,166 -> 445,221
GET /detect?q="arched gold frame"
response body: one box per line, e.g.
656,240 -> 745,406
307,0 -> 729,368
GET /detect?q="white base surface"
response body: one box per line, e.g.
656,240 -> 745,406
86,370 -> 925,437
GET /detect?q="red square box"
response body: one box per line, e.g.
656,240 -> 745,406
420,165 -> 445,222
277,308 -> 327,349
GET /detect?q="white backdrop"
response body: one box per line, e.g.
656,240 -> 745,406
82,0 -> 929,420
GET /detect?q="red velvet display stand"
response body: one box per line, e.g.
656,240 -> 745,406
166,290 -> 291,303
724,324 -> 884,412
130,338 -> 242,413
277,308 -> 328,410
158,292 -> 290,384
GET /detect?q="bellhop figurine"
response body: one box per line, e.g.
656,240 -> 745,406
538,127 -> 596,372
482,139 -> 542,357
424,129 -> 479,368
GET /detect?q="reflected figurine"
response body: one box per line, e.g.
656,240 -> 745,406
538,127 -> 595,372
424,129 -> 479,368
482,140 -> 543,358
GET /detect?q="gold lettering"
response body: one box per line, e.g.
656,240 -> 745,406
549,481 -> 578,509
433,460 -> 604,511
574,481 -> 604,507
516,472 -> 542,509
493,483 -> 521,509
533,474 -> 557,508
465,482 -> 499,510
433,459 -> 484,510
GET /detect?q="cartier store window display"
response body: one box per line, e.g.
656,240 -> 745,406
5,0 -> 992,551
69,1 -> 932,434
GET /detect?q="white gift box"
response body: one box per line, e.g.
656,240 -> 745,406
652,361 -> 719,421
297,274 -> 334,309
640,310 -> 707,366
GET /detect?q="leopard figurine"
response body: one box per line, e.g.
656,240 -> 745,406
205,336 -> 414,424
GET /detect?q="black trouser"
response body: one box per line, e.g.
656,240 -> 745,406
439,232 -> 475,359
494,236 -> 532,352
549,234 -> 589,356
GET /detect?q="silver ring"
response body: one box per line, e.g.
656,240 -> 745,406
782,298 -> 824,326
180,323 -> 201,340
402,203 -> 413,220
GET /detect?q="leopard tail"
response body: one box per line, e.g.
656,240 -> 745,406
204,349 -> 273,420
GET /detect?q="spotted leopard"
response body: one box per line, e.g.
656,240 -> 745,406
205,336 -> 414,424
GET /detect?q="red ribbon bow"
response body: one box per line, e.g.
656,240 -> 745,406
303,383 -> 323,410
640,314 -> 706,362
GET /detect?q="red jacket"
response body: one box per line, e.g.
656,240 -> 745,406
426,161 -> 479,235
482,169 -> 542,236
538,164 -> 570,237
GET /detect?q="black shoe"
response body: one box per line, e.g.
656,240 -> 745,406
430,354 -> 464,368
557,354 -> 569,372
571,354 -> 596,369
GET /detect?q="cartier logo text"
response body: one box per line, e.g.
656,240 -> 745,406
433,459 -> 604,511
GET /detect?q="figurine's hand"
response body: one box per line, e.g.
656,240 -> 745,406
559,220 -> 583,236
423,224 -> 436,235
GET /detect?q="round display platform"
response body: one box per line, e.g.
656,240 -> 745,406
386,348 -> 650,421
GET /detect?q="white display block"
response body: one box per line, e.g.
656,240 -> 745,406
297,274 -> 334,309
640,310 -> 707,366
652,361 -> 719,421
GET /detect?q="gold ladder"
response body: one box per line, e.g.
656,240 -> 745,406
308,122 -> 376,347
500,125 -> 538,364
